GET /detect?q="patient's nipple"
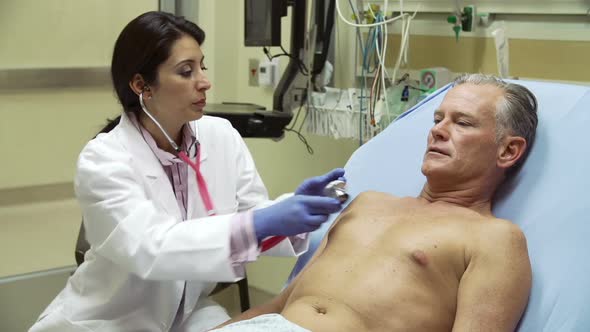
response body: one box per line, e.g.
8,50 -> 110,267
411,250 -> 428,266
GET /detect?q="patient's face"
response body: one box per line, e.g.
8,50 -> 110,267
422,83 -> 504,182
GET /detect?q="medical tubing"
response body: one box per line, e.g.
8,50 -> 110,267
347,0 -> 364,66
370,14 -> 386,124
379,14 -> 391,120
260,236 -> 287,252
139,92 -> 180,152
335,0 -> 406,28
137,94 -> 286,251
359,28 -> 370,144
139,99 -> 215,213
360,26 -> 378,144
138,93 -> 213,212
179,149 -> 285,251
177,151 -> 216,215
391,8 -> 418,84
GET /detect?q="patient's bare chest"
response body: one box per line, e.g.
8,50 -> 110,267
326,194 -> 471,276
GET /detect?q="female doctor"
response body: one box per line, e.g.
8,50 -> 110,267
30,11 -> 345,332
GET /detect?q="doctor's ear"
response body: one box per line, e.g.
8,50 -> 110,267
129,74 -> 150,96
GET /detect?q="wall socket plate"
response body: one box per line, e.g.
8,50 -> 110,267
248,58 -> 259,87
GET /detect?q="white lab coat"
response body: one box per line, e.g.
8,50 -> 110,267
30,113 -> 308,332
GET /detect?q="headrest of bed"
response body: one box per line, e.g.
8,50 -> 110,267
288,80 -> 590,331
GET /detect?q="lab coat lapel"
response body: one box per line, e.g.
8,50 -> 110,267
118,112 -> 183,221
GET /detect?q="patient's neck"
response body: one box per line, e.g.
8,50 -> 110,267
419,180 -> 495,216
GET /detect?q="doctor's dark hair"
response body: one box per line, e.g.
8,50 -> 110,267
452,73 -> 538,176
98,11 -> 205,134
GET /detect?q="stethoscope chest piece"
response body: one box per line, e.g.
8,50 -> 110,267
323,180 -> 349,203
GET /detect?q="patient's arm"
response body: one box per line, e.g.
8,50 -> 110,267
452,221 -> 532,332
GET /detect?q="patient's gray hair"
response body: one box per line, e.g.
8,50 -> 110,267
452,73 -> 538,172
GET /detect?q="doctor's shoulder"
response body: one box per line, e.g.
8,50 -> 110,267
78,124 -> 129,162
73,130 -> 145,209
194,115 -> 243,145
75,126 -> 134,182
195,115 -> 233,133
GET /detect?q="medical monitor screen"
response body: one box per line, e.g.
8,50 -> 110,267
244,0 -> 285,46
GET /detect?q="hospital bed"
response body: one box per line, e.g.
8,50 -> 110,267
287,79 -> 590,331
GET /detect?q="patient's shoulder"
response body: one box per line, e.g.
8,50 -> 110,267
486,217 -> 524,237
476,218 -> 528,256
467,218 -> 531,290
354,190 -> 401,201
347,191 -> 404,208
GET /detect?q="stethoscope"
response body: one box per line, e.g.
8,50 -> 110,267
139,91 -> 284,252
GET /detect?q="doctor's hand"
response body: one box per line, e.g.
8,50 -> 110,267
295,168 -> 346,196
253,195 -> 342,242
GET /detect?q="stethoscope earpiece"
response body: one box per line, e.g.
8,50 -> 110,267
138,92 -> 180,152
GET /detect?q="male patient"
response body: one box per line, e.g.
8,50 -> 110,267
214,74 -> 538,332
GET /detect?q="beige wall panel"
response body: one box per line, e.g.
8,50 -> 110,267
0,1 -> 158,189
510,38 -> 590,81
0,88 -> 120,189
0,0 -> 157,68
385,35 -> 590,82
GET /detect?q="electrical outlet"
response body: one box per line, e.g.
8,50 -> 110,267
258,57 -> 280,87
248,58 -> 259,86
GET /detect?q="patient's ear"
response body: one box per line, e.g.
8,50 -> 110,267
497,136 -> 527,169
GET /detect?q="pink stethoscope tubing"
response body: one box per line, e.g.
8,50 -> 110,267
140,92 -> 284,252
177,150 -> 214,215
177,150 -> 286,252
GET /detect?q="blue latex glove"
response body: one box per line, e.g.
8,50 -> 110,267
253,195 -> 342,242
295,168 -> 346,196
